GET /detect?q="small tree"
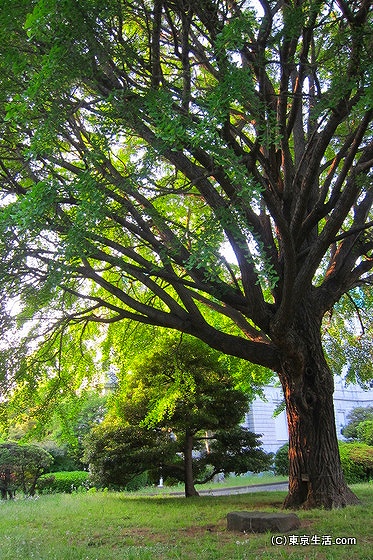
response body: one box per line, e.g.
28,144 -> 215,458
341,407 -> 373,441
83,420 -> 272,492
273,443 -> 290,477
0,442 -> 53,499
117,337 -> 252,496
95,336 -> 270,496
356,421 -> 373,446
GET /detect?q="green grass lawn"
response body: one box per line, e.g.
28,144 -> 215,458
0,484 -> 371,560
195,471 -> 288,488
136,472 -> 288,495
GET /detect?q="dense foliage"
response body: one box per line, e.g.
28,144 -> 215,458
83,421 -> 272,491
83,423 -> 176,490
0,391 -> 108,473
273,443 -> 290,477
356,421 -> 373,446
196,426 -> 273,481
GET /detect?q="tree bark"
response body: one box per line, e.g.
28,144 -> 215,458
277,305 -> 360,509
183,431 -> 199,497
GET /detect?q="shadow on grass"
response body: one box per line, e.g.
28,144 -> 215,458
122,491 -> 287,510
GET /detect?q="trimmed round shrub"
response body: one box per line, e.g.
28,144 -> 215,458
37,471 -> 90,494
0,442 -> 53,499
338,442 -> 373,483
273,443 -> 289,476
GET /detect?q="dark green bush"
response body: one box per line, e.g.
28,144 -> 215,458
37,470 -> 90,494
273,443 -> 289,476
40,441 -> 81,473
83,423 -> 176,489
125,471 -> 149,491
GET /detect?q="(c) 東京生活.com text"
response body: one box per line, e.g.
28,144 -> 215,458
271,535 -> 357,546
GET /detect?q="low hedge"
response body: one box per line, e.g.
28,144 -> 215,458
338,442 -> 373,483
273,442 -> 373,483
37,471 -> 90,494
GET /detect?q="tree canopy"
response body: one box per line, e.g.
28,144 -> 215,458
114,335 -> 251,433
1,0 -> 371,370
0,0 -> 372,509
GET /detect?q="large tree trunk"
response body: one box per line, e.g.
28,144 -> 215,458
183,431 -> 199,497
277,305 -> 359,509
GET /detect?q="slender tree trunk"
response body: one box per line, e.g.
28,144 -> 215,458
28,471 -> 40,497
183,431 -> 199,497
277,307 -> 359,509
1,469 -> 14,500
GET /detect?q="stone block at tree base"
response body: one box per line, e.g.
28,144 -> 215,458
227,511 -> 301,533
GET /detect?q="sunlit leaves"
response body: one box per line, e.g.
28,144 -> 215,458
323,287 -> 373,387
0,0 -> 372,409
215,8 -> 257,55
112,334 -> 250,435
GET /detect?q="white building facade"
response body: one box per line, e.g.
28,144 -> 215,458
244,377 -> 373,454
